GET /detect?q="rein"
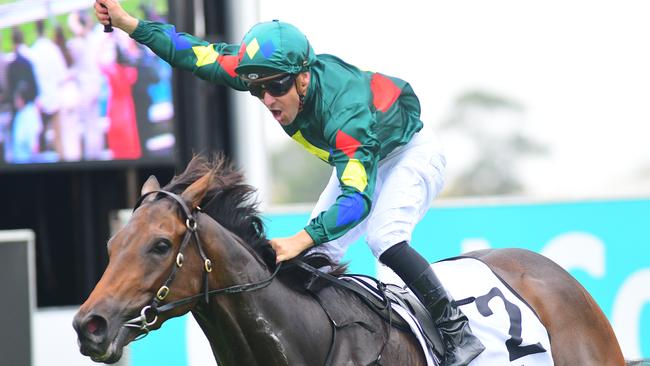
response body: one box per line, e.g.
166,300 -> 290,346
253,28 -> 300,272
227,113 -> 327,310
123,189 -> 281,338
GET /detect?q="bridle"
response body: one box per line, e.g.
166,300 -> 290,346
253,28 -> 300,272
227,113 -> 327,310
123,189 -> 281,339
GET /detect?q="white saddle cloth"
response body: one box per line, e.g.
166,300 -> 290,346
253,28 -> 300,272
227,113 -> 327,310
347,257 -> 554,366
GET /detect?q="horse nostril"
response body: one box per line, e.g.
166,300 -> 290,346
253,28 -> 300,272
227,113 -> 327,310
73,311 -> 113,357
87,315 -> 106,335
83,314 -> 108,340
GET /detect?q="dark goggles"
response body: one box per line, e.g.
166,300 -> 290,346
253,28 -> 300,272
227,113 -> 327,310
247,73 -> 296,99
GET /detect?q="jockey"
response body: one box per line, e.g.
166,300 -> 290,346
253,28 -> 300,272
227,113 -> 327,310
95,1 -> 485,364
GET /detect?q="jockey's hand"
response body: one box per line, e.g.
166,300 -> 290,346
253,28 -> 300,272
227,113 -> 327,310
94,0 -> 139,34
270,230 -> 315,263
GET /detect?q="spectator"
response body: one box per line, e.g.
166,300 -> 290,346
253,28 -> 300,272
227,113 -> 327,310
11,80 -> 43,163
5,27 -> 40,162
0,37 -> 10,162
102,44 -> 140,159
0,38 -> 8,102
67,11 -> 106,160
7,27 -> 39,116
30,19 -> 67,157
54,25 -> 83,161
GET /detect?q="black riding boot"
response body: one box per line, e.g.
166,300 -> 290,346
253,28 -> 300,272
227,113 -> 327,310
379,241 -> 484,366
409,267 -> 485,366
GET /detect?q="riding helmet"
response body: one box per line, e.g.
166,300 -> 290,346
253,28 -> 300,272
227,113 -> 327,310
235,20 -> 316,81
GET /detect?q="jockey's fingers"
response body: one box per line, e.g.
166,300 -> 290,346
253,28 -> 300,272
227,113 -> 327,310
96,0 -> 122,15
95,0 -> 107,11
94,2 -> 106,14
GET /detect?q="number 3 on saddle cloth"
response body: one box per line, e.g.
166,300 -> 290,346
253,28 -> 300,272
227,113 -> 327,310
315,257 -> 554,366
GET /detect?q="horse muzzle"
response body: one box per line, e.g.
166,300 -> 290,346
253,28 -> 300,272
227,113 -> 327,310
72,310 -> 128,364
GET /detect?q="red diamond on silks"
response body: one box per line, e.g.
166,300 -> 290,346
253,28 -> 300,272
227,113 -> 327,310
336,130 -> 361,159
370,73 -> 401,113
218,55 -> 239,78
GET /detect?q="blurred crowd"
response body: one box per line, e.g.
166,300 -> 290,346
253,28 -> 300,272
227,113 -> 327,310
0,8 -> 173,164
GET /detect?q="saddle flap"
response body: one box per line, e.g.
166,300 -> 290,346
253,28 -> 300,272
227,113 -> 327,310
306,272 -> 445,360
383,284 -> 445,357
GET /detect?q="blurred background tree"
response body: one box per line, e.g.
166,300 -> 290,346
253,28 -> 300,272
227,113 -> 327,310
269,142 -> 331,204
439,90 -> 548,197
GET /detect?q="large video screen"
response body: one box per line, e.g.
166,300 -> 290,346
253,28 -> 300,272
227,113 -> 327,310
0,0 -> 175,169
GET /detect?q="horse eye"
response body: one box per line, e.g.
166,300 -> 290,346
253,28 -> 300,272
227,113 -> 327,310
151,241 -> 171,255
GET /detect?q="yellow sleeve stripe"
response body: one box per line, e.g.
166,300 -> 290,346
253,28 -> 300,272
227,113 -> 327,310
341,159 -> 368,192
291,131 -> 330,162
192,45 -> 219,67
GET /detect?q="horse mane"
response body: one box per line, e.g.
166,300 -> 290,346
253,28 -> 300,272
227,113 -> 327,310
162,153 -> 347,288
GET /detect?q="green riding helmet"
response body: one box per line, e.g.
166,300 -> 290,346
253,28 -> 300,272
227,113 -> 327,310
235,20 -> 317,81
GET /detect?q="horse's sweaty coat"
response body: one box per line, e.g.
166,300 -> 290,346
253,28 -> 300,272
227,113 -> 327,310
351,257 -> 554,366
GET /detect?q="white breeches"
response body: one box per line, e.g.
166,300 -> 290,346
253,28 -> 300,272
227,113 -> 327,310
307,124 -> 446,263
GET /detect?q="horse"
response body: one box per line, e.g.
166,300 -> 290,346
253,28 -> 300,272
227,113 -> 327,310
73,154 -> 630,365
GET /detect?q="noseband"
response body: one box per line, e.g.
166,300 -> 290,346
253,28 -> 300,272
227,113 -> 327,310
123,189 -> 281,339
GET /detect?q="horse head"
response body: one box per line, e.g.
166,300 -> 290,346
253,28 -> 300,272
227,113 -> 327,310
72,165 -> 216,363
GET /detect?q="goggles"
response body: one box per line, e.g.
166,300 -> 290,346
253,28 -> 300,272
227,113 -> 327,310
247,73 -> 296,99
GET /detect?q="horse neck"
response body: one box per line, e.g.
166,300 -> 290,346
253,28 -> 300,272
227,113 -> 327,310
192,214 -> 325,365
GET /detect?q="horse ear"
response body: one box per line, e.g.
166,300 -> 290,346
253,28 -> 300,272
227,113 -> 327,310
181,172 -> 213,209
141,175 -> 161,196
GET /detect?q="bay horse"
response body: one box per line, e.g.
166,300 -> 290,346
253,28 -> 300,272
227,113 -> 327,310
73,154 -> 629,365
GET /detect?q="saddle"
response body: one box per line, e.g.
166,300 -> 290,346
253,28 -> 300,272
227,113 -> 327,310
292,258 -> 445,361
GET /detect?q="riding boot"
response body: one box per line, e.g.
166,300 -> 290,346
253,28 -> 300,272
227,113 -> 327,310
408,267 -> 485,366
